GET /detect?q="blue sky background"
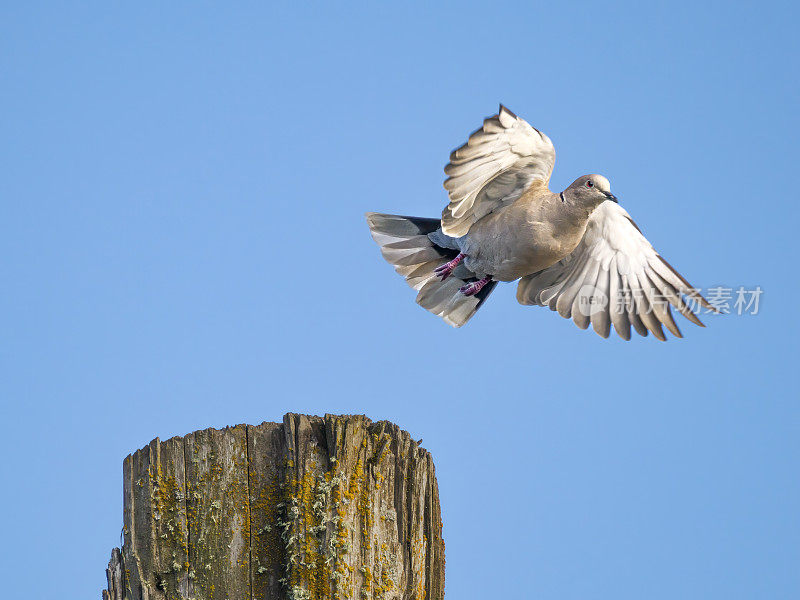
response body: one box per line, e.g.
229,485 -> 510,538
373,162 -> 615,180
1,2 -> 798,599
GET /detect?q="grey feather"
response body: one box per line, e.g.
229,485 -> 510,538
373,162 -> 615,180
366,212 -> 496,327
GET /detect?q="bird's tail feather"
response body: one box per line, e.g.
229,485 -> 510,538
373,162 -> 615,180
365,212 -> 497,327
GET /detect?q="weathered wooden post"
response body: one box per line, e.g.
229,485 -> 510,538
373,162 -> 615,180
102,414 -> 445,600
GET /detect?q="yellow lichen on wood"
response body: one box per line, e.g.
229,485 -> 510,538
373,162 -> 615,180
105,414 -> 445,600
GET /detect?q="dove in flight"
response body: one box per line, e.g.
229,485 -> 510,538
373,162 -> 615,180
366,105 -> 713,340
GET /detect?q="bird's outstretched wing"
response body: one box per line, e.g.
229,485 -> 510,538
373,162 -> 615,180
442,105 -> 555,237
516,201 -> 713,341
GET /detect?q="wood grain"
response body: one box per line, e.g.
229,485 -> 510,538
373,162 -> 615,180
103,414 -> 444,600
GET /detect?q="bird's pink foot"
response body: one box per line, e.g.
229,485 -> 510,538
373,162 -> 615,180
434,253 -> 464,280
460,276 -> 492,296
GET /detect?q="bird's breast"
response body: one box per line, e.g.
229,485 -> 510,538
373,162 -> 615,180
462,204 -> 573,281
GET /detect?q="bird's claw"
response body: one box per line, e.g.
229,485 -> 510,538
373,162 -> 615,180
433,264 -> 454,280
434,253 -> 464,280
460,277 -> 491,296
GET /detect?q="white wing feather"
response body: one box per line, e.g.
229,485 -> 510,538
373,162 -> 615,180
442,105 -> 555,237
516,201 -> 713,341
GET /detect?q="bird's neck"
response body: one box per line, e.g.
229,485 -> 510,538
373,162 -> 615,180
559,190 -> 595,221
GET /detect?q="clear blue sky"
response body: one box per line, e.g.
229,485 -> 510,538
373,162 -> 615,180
1,2 -> 798,599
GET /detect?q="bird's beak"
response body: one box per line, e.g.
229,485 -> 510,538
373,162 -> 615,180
603,192 -> 618,203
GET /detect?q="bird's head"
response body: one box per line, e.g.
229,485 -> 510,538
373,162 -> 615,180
564,174 -> 618,209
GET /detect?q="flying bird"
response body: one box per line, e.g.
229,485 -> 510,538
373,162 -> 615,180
366,105 -> 712,340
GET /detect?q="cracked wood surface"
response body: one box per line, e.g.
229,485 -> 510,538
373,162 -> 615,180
103,414 -> 445,600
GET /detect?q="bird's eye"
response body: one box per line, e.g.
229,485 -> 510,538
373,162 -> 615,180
586,180 -> 594,188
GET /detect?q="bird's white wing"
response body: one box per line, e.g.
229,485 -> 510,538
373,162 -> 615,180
516,201 -> 713,341
442,105 -> 555,237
